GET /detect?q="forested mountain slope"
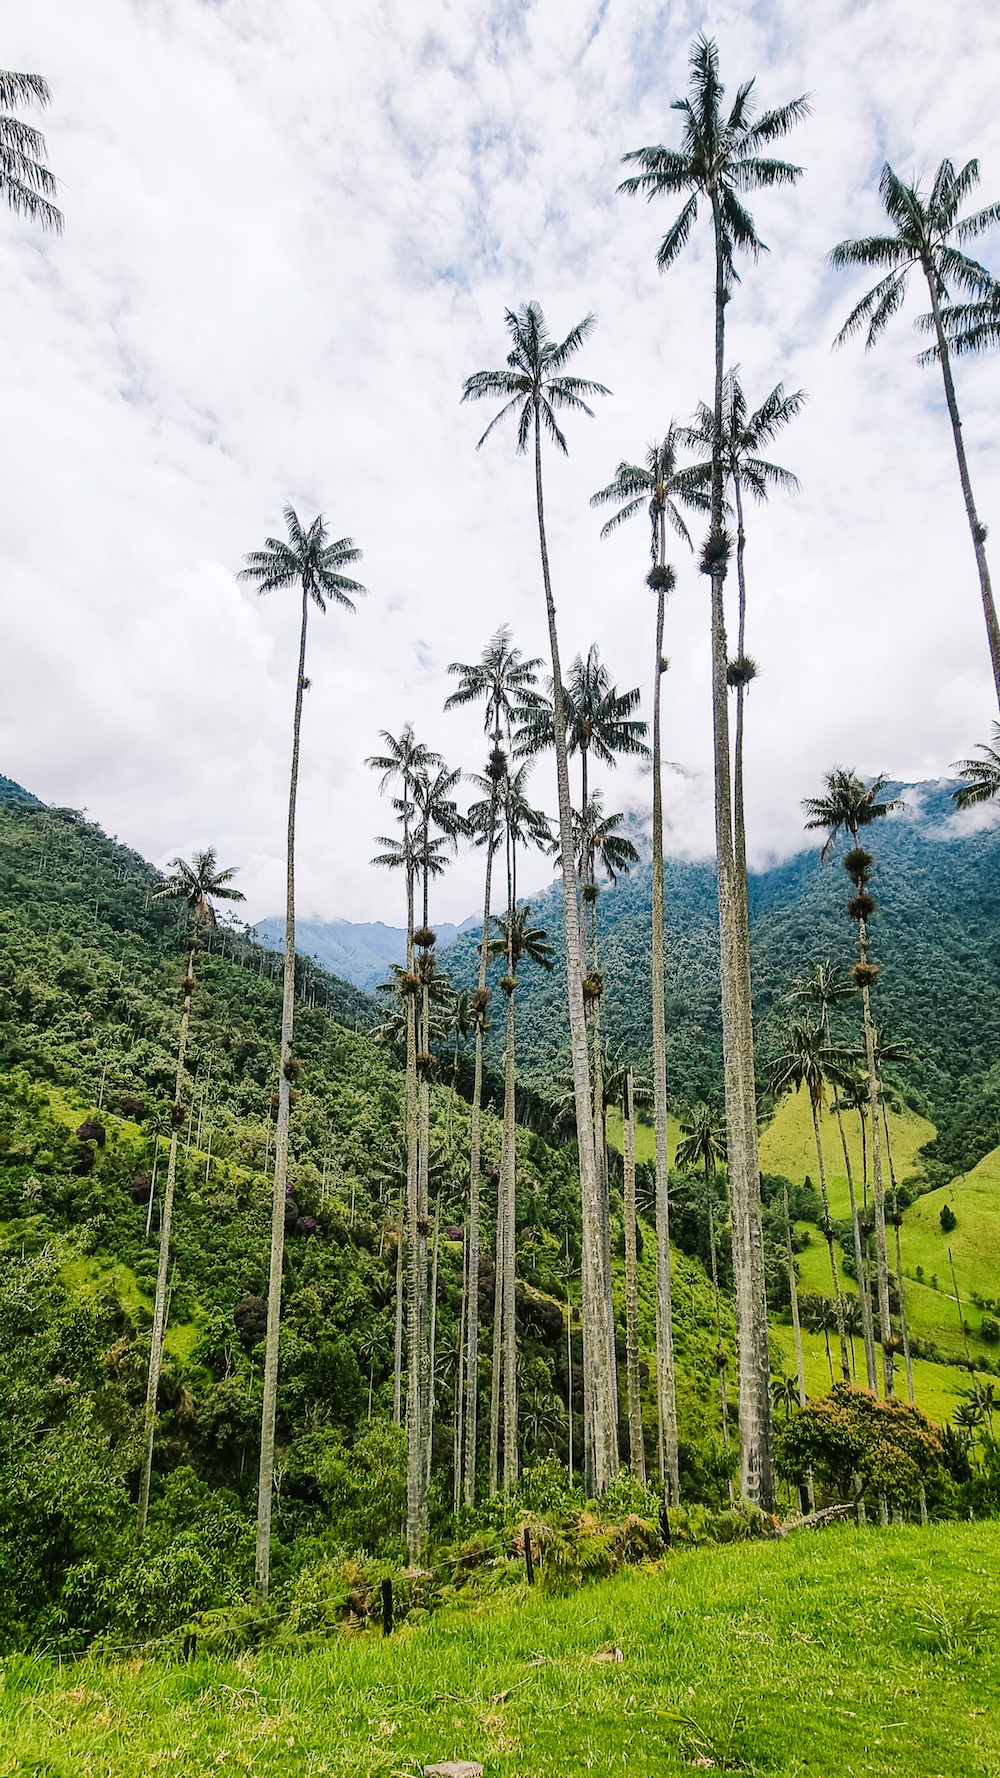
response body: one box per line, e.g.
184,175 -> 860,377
441,783 -> 1000,1176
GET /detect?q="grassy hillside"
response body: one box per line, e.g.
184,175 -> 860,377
3,1522 -> 998,1776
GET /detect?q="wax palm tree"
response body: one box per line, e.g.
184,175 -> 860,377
675,1103 -> 727,1178
137,850 -> 244,1538
803,769 -> 903,1399
619,35 -> 807,1511
602,1049 -> 650,1480
443,987 -> 475,1138
830,159 -> 1000,705
788,963 -> 877,1392
368,727 -> 442,1558
590,428 -> 701,1505
953,725 -> 1000,808
0,71 -> 62,232
462,302 -> 620,1491
768,1022 -> 851,1383
238,507 -> 364,1594
446,629 -> 543,1501
677,372 -> 805,874
487,905 -> 554,1494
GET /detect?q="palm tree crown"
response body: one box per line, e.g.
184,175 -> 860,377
445,626 -> 543,737
0,70 -> 62,232
487,905 -> 554,977
953,724 -> 1000,809
675,1103 -> 727,1178
516,645 -> 650,768
618,34 -> 808,283
239,506 -> 366,612
677,371 -> 805,504
802,769 -> 903,860
590,428 -> 703,554
461,302 -> 610,454
154,848 -> 244,928
829,159 -> 1000,349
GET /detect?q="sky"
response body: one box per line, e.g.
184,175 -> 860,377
3,0 -> 1000,926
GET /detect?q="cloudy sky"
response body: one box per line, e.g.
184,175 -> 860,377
3,0 -> 1000,926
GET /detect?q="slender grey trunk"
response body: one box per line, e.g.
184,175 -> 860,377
926,272 -> 1000,707
454,1224 -> 466,1513
404,865 -> 423,1557
709,193 -> 774,1508
708,1189 -> 730,1449
782,1186 -> 806,1409
808,1094 -> 850,1382
501,980 -> 518,1493
137,939 -> 196,1539
650,550 -> 680,1501
255,581 -> 310,1596
834,1099 -> 878,1391
623,1070 -> 645,1480
856,913 -> 893,1397
426,1199 -> 440,1482
489,1170 -> 502,1498
533,405 -> 618,1492
393,1186 -> 404,1425
464,795 -> 497,1506
882,1107 -> 917,1409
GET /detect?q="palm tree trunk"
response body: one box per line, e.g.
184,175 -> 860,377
708,1191 -> 730,1449
709,193 -> 774,1511
857,914 -> 894,1397
417,974 -> 431,1550
732,476 -> 748,884
255,582 -> 310,1597
650,558 -> 680,1503
464,793 -> 497,1507
782,1187 -> 807,1409
501,980 -> 518,1494
393,1185 -> 404,1425
454,1224 -> 466,1513
136,939 -> 196,1539
533,404 -> 618,1493
489,1173 -> 503,1498
834,1099 -> 878,1391
404,867 -> 423,1558
623,1070 -> 645,1480
882,1107 -> 917,1410
426,1199 -> 440,1483
926,274 -> 1000,708
808,1095 -> 850,1381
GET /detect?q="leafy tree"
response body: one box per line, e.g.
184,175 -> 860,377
462,302 -> 620,1493
239,506 -> 365,1594
619,34 -> 807,1512
803,770 -> 903,1401
940,1202 -> 957,1233
590,427 -> 701,1505
776,1383 -> 945,1512
0,71 -> 62,232
446,627 -> 542,1503
830,158 -> 1000,706
136,849 -> 244,1539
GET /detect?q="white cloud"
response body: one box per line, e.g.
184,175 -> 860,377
2,0 -> 1000,924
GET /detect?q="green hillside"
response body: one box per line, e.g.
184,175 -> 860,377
442,782 -> 1000,1178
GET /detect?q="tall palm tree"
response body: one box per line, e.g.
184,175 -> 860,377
601,1048 -> 649,1481
591,428 -> 701,1505
137,850 -> 244,1538
462,302 -> 620,1491
619,35 -> 807,1511
677,372 -> 804,874
239,506 -> 365,1595
519,652 -> 647,1487
830,159 -> 1000,705
0,71 -> 63,232
768,1021 -> 851,1383
954,725 -> 1000,808
789,964 -> 878,1392
675,1102 -> 727,1178
369,727 -> 442,1559
802,769 -> 903,1399
487,904 -> 554,1494
446,629 -> 542,1503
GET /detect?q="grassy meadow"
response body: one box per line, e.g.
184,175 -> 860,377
1,1521 -> 997,1777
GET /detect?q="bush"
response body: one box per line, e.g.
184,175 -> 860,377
940,1203 -> 957,1233
776,1383 -> 948,1510
982,1316 -> 1000,1345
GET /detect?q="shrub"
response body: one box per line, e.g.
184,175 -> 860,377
981,1315 -> 1000,1345
940,1203 -> 957,1233
776,1383 -> 948,1510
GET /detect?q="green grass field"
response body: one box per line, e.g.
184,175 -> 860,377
1,1522 -> 997,1777
758,1092 -> 936,1219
